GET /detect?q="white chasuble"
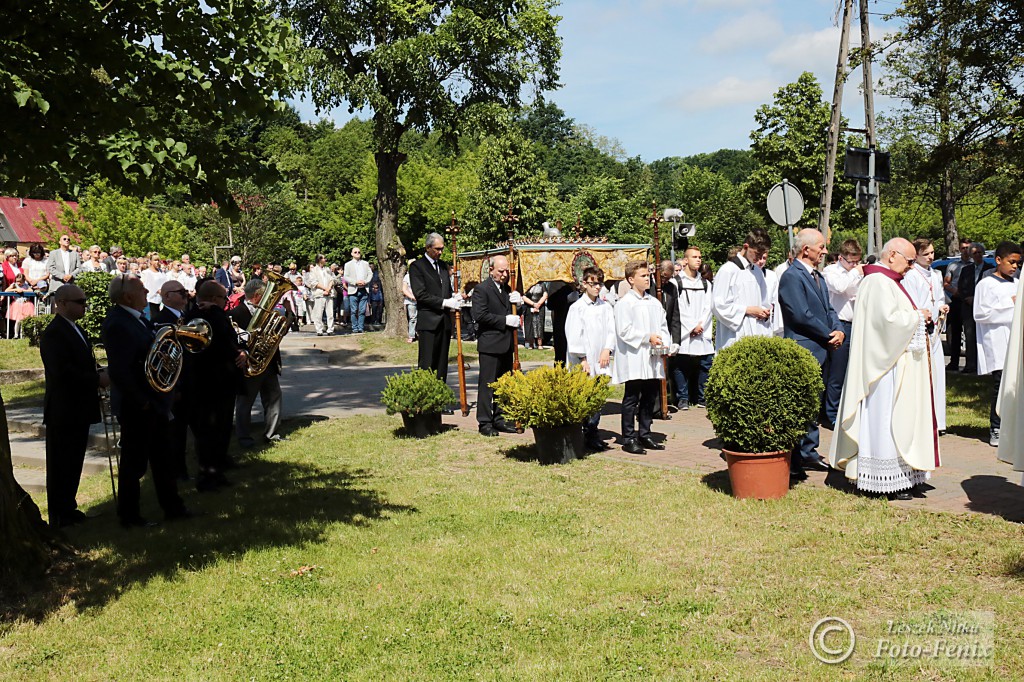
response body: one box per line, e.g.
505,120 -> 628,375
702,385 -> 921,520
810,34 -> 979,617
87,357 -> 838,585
996,274 -> 1024,471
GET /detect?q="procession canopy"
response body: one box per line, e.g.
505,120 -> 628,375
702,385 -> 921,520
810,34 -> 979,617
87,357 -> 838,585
458,236 -> 651,292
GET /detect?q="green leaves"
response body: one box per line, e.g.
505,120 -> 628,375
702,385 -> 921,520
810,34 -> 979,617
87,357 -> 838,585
492,365 -> 611,430
380,369 -> 457,416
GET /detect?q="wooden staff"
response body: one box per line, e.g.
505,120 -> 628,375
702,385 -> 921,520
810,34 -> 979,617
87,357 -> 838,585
447,212 -> 470,417
502,202 -> 521,372
648,202 -> 670,419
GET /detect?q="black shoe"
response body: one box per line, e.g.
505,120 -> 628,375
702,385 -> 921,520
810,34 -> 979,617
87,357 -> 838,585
961,366 -> 976,374
585,440 -> 610,452
889,491 -> 913,501
165,507 -> 203,522
493,421 -> 519,434
801,456 -> 830,471
478,425 -> 498,437
789,469 -> 809,481
622,438 -> 646,455
676,400 -> 689,411
442,408 -> 455,415
639,436 -> 665,451
120,516 -> 158,529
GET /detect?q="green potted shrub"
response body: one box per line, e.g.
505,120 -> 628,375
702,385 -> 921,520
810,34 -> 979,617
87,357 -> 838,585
492,364 -> 611,464
380,368 -> 456,437
704,336 -> 823,499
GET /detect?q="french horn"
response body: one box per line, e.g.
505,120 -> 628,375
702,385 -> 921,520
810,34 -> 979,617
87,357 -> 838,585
145,318 -> 212,392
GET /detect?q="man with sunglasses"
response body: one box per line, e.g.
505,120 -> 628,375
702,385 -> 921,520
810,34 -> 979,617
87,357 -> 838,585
40,285 -> 109,528
44,234 -> 82,293
154,281 -> 197,480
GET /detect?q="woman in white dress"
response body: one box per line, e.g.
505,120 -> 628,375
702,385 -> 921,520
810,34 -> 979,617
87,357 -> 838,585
904,238 -> 949,432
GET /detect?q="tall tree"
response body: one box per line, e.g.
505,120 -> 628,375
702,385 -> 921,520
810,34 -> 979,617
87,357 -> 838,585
0,0 -> 296,586
282,0 -> 561,337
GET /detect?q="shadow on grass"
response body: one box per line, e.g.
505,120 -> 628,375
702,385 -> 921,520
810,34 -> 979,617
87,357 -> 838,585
502,443 -> 540,464
389,424 -> 459,439
962,474 -> 1024,523
700,469 -> 732,495
1,421 -> 416,624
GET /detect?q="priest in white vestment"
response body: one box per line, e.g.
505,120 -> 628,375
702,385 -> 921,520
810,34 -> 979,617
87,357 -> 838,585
973,241 -> 1022,446
829,238 -> 940,501
712,228 -> 774,350
904,238 -> 949,432
566,265 -> 616,451
996,270 -> 1024,477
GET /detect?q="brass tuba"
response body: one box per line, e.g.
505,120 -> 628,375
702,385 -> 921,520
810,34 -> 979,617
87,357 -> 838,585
242,270 -> 297,377
145,319 -> 213,392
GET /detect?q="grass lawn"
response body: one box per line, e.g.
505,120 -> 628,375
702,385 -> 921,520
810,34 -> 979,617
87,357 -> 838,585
3,413 -> 1024,679
0,379 -> 45,408
0,339 -> 42,371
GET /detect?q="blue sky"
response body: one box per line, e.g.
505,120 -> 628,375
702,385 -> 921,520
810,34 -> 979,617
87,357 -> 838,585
291,0 -> 900,161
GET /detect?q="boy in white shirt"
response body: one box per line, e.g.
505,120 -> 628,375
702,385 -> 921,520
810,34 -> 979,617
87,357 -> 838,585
674,247 -> 714,409
613,260 -> 671,455
566,266 -> 616,451
974,240 -> 1022,446
711,228 -> 773,349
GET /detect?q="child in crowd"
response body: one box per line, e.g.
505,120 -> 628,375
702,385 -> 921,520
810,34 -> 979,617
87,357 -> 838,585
565,266 -> 616,451
5,272 -> 36,338
974,240 -> 1022,446
612,260 -> 671,455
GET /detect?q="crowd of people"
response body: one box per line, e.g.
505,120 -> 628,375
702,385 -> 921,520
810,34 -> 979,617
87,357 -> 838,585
405,228 -> 1021,504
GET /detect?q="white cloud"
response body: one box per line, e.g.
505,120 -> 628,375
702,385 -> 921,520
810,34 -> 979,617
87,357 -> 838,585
766,27 -> 842,72
670,76 -> 779,112
698,12 -> 784,53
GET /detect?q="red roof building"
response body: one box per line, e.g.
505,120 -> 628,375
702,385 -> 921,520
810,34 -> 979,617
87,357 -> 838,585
0,196 -> 79,252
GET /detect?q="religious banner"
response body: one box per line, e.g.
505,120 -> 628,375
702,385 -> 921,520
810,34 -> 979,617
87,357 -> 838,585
458,242 -> 650,293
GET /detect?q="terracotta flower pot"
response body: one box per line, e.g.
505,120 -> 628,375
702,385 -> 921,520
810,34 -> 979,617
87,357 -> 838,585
722,449 -> 792,499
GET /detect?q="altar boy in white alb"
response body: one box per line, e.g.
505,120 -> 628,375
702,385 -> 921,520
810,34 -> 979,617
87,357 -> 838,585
566,265 -> 616,452
613,260 -> 671,456
974,240 -> 1022,446
711,228 -> 774,350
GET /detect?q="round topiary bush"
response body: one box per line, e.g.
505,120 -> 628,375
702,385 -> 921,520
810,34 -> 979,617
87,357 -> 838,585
492,364 -> 611,429
704,336 -> 823,453
380,368 -> 456,416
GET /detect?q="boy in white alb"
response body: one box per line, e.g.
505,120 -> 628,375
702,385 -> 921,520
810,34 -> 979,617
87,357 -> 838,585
613,260 -> 671,456
566,266 -> 616,451
674,247 -> 714,409
974,240 -> 1022,446
711,228 -> 774,349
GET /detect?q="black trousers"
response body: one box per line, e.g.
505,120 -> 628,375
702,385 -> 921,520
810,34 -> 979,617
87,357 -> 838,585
946,301 -> 964,367
477,350 -> 513,426
45,419 -> 91,521
193,389 -> 236,472
417,324 -> 452,384
962,300 -> 978,370
991,370 -> 1002,432
117,405 -> 184,520
168,398 -> 192,478
621,379 -> 659,440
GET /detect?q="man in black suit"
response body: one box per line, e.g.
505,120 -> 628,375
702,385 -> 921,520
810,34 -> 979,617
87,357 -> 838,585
958,242 -> 994,374
153,280 -> 196,480
102,275 -> 190,527
230,279 -> 284,448
409,232 -> 462,384
191,280 -> 248,491
472,255 -> 523,436
40,285 -> 107,528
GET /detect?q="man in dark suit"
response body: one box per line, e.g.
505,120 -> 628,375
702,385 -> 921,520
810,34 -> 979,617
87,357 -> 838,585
409,232 -> 461,384
778,229 -> 844,481
958,242 -> 994,374
102,274 -> 190,527
191,280 -> 248,491
472,255 -> 523,436
153,280 -> 197,480
230,279 -> 284,448
40,285 -> 107,528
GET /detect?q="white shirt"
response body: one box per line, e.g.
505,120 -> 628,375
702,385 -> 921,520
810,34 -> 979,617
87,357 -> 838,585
343,259 -> 373,295
612,289 -> 670,384
905,264 -> 944,319
140,269 -> 167,305
823,261 -> 863,322
974,274 -> 1016,375
676,271 -> 714,355
60,248 -> 71,276
179,272 -> 197,294
764,267 -> 784,337
402,273 -> 416,305
80,259 -> 106,273
565,295 -> 615,377
711,256 -> 772,350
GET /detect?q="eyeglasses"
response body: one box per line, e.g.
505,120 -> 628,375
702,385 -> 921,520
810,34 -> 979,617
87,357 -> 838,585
582,280 -> 602,287
167,289 -> 187,296
65,298 -> 87,305
894,252 -> 916,264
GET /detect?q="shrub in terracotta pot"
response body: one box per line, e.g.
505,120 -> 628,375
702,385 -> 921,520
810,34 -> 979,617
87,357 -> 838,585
380,369 -> 456,437
492,364 -> 611,464
704,336 -> 823,499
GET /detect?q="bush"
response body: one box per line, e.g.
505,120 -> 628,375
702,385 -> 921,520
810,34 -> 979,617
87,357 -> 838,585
704,336 -> 823,453
20,314 -> 54,346
492,364 -> 611,429
380,368 -> 456,416
74,271 -> 115,342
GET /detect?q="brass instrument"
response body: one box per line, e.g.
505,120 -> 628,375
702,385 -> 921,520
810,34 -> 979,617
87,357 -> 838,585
242,270 -> 297,377
145,319 -> 213,392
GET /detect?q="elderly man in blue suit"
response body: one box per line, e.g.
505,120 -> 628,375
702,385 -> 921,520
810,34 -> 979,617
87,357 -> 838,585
778,228 -> 845,481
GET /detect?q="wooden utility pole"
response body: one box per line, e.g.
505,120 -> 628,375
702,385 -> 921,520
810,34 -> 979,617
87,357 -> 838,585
860,0 -> 883,252
819,0 -> 853,244
501,202 -> 521,372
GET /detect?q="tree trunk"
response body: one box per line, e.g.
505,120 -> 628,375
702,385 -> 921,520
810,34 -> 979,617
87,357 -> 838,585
940,169 -> 959,256
0,392 -> 58,589
374,150 -> 409,340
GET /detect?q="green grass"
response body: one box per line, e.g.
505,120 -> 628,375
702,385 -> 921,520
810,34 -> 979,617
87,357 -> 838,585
0,339 -> 42,371
3,414 -> 1023,679
0,379 -> 45,408
947,371 -> 992,439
